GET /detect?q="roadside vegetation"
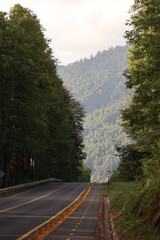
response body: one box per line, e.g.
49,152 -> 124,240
102,171 -> 141,213
102,171 -> 160,240
103,0 -> 160,239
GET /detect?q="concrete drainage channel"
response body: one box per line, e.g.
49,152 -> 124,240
95,196 -> 120,240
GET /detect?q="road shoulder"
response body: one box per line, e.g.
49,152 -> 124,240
95,196 -> 113,240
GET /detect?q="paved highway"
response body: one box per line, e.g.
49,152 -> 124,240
0,182 -> 103,240
45,183 -> 103,240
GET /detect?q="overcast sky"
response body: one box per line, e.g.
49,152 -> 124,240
1,0 -> 134,65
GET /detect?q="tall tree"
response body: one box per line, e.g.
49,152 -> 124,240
0,4 -> 86,186
47,87 -> 86,181
121,0 -> 160,185
0,4 -> 53,185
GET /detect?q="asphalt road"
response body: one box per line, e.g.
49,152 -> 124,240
0,182 -> 103,240
45,183 -> 103,240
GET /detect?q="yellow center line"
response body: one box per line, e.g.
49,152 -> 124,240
0,184 -> 71,214
17,187 -> 88,240
66,187 -> 96,239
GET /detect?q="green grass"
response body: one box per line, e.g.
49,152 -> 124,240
102,171 -> 141,213
102,171 -> 160,240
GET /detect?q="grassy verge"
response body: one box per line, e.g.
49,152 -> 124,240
102,171 -> 141,214
102,171 -> 160,240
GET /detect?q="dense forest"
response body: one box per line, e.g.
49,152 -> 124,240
58,46 -> 129,182
0,4 -> 89,187
84,101 -> 128,182
58,46 -> 128,113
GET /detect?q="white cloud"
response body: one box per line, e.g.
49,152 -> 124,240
0,0 -> 134,65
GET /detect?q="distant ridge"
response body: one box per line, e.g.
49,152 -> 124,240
58,45 -> 129,182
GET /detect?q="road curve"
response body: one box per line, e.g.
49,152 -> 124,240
0,182 -> 103,240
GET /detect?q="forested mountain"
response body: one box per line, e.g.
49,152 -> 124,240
58,46 -> 129,182
84,101 -> 128,182
58,46 -> 128,113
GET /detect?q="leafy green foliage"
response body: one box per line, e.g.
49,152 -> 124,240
116,144 -> 144,180
78,163 -> 91,182
112,1 -> 160,237
121,0 -> 160,186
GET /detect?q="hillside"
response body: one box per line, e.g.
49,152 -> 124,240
58,45 -> 129,182
84,101 -> 129,182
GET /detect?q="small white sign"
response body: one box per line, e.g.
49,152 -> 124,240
0,170 -> 5,179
